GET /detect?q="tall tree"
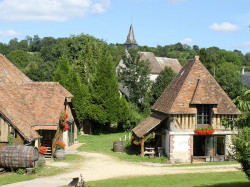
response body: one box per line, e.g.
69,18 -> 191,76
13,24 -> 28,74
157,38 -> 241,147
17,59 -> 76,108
53,55 -> 91,122
90,46 -> 122,127
119,48 -> 151,107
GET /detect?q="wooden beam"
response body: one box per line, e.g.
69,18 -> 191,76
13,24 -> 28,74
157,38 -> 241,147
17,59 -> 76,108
144,132 -> 155,142
141,138 -> 145,157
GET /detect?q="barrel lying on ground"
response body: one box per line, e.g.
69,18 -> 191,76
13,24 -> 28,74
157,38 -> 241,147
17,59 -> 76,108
0,145 -> 39,168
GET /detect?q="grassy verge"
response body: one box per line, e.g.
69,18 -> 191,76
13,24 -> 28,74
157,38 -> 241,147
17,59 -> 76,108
77,132 -> 238,166
0,154 -> 84,186
85,172 -> 249,187
78,132 -> 168,164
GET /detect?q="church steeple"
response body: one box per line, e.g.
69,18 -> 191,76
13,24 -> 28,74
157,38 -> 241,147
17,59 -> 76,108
124,24 -> 138,50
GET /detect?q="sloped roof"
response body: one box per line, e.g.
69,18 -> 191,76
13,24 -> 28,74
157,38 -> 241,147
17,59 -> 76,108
132,112 -> 167,138
190,78 -> 218,104
139,52 -> 162,74
0,54 -> 74,141
0,54 -> 31,84
155,57 -> 182,74
139,52 -> 181,74
0,82 -> 40,140
19,82 -> 73,125
125,24 -> 138,45
152,56 -> 241,115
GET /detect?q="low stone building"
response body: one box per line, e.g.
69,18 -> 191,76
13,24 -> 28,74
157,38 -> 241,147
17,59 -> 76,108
0,54 -> 80,157
132,56 -> 241,163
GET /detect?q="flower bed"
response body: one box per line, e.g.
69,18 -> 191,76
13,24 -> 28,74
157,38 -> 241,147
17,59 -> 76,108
194,124 -> 215,135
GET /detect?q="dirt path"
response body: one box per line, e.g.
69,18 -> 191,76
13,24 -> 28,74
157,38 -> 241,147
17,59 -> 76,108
56,151 -> 241,181
2,151 -> 241,187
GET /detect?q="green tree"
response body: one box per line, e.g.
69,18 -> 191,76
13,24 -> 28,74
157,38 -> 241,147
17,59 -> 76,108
89,46 -> 121,128
53,55 -> 91,122
224,90 -> 250,180
215,62 -> 243,99
119,48 -> 151,108
7,50 -> 29,69
149,67 -> 176,105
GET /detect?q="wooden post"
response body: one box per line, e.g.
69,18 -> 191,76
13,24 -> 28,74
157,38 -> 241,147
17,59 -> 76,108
141,138 -> 145,157
191,155 -> 193,163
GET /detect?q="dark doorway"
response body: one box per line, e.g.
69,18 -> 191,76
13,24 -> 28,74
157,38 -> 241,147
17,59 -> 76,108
193,135 -> 206,156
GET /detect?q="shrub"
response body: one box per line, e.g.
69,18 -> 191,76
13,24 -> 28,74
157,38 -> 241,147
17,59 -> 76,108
233,127 -> 250,180
16,168 -> 26,175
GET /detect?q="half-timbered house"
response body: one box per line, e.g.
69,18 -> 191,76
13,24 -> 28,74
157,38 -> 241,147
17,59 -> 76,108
132,56 -> 241,163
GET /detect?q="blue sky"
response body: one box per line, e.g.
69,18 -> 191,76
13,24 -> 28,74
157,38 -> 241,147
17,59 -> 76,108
0,0 -> 249,54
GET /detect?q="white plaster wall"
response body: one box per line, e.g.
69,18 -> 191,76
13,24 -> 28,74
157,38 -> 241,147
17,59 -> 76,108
165,130 -> 170,157
172,135 -> 190,163
63,131 -> 69,148
149,74 -> 159,82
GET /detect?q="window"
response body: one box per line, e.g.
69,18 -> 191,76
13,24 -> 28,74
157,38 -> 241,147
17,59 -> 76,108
197,105 -> 211,128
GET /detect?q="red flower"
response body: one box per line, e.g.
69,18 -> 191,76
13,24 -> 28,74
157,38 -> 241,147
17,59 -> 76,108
194,124 -> 215,135
63,123 -> 69,131
38,146 -> 48,154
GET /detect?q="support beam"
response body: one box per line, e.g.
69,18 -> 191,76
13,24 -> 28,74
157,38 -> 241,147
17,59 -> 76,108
141,138 -> 145,157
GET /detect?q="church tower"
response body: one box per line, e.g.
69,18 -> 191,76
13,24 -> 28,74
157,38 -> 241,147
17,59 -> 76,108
124,24 -> 138,50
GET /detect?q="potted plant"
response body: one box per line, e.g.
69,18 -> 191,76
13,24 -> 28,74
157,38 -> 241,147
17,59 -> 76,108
194,124 -> 215,135
54,141 -> 66,160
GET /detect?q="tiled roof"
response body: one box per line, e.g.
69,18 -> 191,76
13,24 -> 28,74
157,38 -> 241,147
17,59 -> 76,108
139,52 -> 181,74
152,56 -> 241,115
139,52 -> 162,74
132,112 -> 167,138
155,57 -> 182,74
190,78 -> 218,104
0,54 -> 73,141
19,82 -> 73,125
0,54 -> 31,84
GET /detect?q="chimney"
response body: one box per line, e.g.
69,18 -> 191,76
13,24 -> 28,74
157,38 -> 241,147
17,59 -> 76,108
241,68 -> 245,75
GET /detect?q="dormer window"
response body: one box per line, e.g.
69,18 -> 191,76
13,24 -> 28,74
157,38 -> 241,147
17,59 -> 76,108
197,104 -> 211,128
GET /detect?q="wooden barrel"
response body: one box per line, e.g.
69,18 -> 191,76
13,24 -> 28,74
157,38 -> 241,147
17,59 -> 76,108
113,141 -> 123,153
54,148 -> 65,160
0,145 -> 39,168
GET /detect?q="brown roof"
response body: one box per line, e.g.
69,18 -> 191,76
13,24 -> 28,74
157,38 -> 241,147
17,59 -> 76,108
190,78 -> 218,104
152,56 -> 241,114
19,82 -> 73,125
0,54 -> 31,84
155,57 -> 182,74
139,52 -> 181,74
0,54 -> 74,141
139,52 -> 162,74
132,112 -> 167,138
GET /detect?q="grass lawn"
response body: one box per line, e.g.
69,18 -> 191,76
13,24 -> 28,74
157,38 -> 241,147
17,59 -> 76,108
0,154 -> 84,186
85,172 -> 249,187
77,132 -> 238,166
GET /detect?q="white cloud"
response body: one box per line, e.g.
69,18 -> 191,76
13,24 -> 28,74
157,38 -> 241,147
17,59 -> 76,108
180,38 -> 193,45
0,30 -> 20,37
209,22 -> 241,33
92,0 -> 110,14
0,0 -> 110,22
237,42 -> 250,49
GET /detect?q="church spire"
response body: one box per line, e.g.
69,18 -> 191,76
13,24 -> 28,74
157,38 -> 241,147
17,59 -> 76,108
124,24 -> 138,50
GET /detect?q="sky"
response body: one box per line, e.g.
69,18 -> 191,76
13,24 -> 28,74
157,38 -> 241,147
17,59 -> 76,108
0,0 -> 249,54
